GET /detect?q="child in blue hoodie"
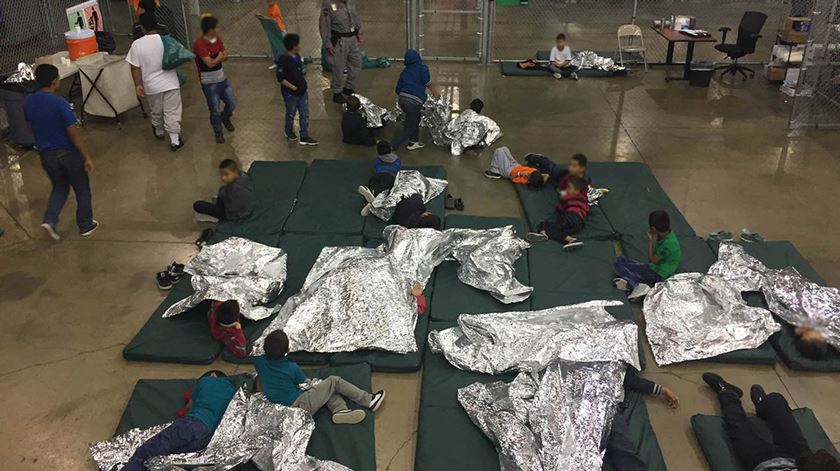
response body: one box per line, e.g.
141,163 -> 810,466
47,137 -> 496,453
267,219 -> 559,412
358,141 -> 401,215
392,49 -> 439,151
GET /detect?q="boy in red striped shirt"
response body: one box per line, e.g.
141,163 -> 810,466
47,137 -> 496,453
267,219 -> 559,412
526,176 -> 589,251
207,300 -> 247,358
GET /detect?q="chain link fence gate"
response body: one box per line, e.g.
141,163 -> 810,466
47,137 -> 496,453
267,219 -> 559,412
418,0 -> 483,61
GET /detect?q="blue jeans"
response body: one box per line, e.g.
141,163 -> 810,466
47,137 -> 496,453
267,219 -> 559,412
39,148 -> 94,231
201,79 -> 237,133
614,255 -> 662,289
283,92 -> 310,138
122,416 -> 212,471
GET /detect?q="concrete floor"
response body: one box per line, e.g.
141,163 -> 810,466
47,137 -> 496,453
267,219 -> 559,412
2,58 -> 840,471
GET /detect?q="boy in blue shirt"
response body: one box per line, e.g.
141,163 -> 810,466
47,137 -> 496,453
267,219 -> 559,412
122,371 -> 236,471
24,64 -> 98,241
255,330 -> 385,424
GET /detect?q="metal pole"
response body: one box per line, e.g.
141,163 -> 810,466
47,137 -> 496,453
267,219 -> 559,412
179,0 -> 190,45
478,0 -> 494,65
418,0 -> 425,53
631,0 -> 638,25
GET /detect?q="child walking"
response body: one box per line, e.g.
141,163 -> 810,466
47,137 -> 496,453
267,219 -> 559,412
193,15 -> 236,144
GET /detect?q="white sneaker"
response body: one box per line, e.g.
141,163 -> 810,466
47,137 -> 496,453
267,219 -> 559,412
41,223 -> 60,241
332,409 -> 366,424
628,283 -> 651,301
369,390 -> 386,412
360,203 -> 372,217
613,277 -> 630,292
357,185 -> 375,203
194,212 -> 219,223
553,73 -> 564,80
562,239 -> 584,251
406,141 -> 425,151
525,232 -> 549,242
571,72 -> 579,80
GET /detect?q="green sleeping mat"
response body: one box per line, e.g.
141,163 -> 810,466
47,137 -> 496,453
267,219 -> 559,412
691,408 -> 840,471
500,61 -> 625,77
514,183 -> 617,241
212,160 -> 307,238
528,239 -> 617,293
588,162 -> 695,238
415,328 -> 666,471
114,364 -> 376,471
362,166 -> 448,241
123,278 -> 223,364
284,159 -> 372,235
622,235 -> 717,274
222,233 -> 364,365
708,240 -> 840,371
429,216 -> 531,322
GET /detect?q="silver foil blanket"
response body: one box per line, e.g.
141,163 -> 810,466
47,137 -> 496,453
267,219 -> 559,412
251,226 -> 532,355
370,170 -> 448,221
416,98 -> 502,156
420,97 -> 452,148
4,63 -> 35,83
429,301 -> 641,374
458,361 -> 626,471
572,51 -> 625,72
710,242 -> 840,350
89,388 -> 350,471
162,237 -> 287,321
350,94 -> 388,128
643,273 -> 781,366
587,187 -> 608,205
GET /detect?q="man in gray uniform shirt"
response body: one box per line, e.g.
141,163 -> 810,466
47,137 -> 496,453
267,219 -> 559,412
320,0 -> 362,104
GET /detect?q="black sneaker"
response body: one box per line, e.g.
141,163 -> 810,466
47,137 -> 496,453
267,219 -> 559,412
484,170 -> 502,179
286,131 -> 298,141
342,88 -> 355,96
215,132 -> 225,144
222,118 -> 235,132
299,136 -> 319,146
166,262 -> 186,284
156,271 -> 173,290
750,384 -> 766,406
171,139 -> 185,152
195,228 -> 213,248
369,390 -> 386,412
80,220 -> 100,237
702,372 -> 743,397
152,126 -> 165,140
333,93 -> 347,104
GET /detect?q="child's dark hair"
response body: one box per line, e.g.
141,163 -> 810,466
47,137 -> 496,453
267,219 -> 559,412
200,369 -> 227,378
376,140 -> 392,156
219,158 -> 240,171
795,335 -> 828,361
527,171 -> 544,188
34,64 -> 59,89
264,329 -> 290,360
216,300 -> 240,325
469,98 -> 484,113
283,33 -> 300,51
417,214 -> 441,230
648,210 -> 670,233
139,11 -> 159,31
567,176 -> 587,193
571,153 -> 587,168
139,0 -> 158,12
798,449 -> 840,471
556,33 -> 566,41
201,15 -> 219,34
346,95 -> 361,111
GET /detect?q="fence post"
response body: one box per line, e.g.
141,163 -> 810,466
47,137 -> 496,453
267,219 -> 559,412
631,0 -> 638,25
406,0 -> 418,51
479,0 -> 494,64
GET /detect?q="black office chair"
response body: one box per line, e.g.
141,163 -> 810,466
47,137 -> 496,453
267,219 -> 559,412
714,11 -> 768,79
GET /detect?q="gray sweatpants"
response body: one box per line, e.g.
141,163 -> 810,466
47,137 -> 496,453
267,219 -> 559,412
146,88 -> 182,137
489,146 -> 518,178
328,36 -> 361,94
292,375 -> 372,415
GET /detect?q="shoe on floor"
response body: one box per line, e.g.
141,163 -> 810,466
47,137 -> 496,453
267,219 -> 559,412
612,277 -> 630,292
484,170 -> 502,179
406,141 -> 425,151
526,232 -> 549,242
299,136 -> 319,146
739,228 -> 764,243
152,126 -> 165,140
194,211 -> 219,223
702,372 -> 743,397
553,73 -> 564,80
369,390 -> 386,412
571,72 -> 579,80
562,239 -> 584,251
454,198 -> 465,211
750,384 -> 766,406
445,194 -> 456,210
333,93 -> 347,104
709,230 -> 733,241
80,220 -> 99,237
222,118 -> 235,132
171,139 -> 185,152
40,223 -> 61,241
332,409 -> 365,424
214,132 -> 225,144
286,132 -> 298,141
156,271 -> 173,290
628,283 -> 651,300
360,203 -> 372,217
358,185 -> 375,204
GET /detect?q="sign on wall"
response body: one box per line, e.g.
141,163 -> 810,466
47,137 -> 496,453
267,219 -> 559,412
66,0 -> 103,32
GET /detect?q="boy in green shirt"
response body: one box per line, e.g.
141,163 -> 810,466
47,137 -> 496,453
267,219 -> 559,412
613,210 -> 681,291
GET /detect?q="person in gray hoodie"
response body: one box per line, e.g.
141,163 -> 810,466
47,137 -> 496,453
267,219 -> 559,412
193,159 -> 254,221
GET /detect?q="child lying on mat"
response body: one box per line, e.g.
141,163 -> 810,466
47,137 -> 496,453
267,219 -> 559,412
392,194 -> 441,229
358,141 -> 401,215
794,326 -> 831,361
342,95 -> 376,146
613,210 -> 681,292
701,372 -> 840,471
208,300 -> 247,358
193,159 -> 255,222
526,176 -> 588,251
525,152 -> 590,194
122,370 -> 236,471
517,33 -> 579,80
484,146 -> 547,188
255,330 -> 386,424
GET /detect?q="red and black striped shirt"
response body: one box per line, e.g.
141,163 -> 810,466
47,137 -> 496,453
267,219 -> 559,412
557,193 -> 590,220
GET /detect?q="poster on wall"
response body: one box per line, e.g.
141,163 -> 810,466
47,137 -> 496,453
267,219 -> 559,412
66,0 -> 103,32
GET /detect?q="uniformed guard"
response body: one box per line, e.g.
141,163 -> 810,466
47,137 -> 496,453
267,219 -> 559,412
319,0 -> 362,104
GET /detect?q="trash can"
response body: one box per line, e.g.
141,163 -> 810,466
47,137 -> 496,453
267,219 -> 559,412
689,62 -> 714,87
0,78 -> 38,147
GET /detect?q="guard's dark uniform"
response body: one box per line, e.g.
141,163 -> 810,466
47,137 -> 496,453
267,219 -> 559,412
319,0 -> 362,101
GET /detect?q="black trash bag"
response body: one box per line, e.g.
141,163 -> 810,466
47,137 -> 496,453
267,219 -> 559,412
95,31 -> 116,53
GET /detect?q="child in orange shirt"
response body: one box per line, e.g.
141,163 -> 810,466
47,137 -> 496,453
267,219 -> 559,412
267,1 -> 286,31
485,146 -> 547,188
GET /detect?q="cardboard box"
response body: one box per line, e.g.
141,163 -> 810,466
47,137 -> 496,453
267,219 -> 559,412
781,16 -> 811,43
766,66 -> 787,81
785,67 -> 801,85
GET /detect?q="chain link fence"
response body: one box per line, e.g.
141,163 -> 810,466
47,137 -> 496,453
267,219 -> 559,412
789,0 -> 840,127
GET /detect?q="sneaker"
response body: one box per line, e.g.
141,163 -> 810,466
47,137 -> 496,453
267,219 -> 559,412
299,136 -> 319,146
194,211 -> 219,223
612,277 -> 630,292
739,228 -> 765,243
406,141 -> 425,151
80,220 -> 99,237
360,203 -> 372,217
286,132 -> 298,141
171,139 -> 185,152
526,232 -> 549,242
562,239 -> 584,251
152,126 -> 165,140
454,198 -> 465,211
333,93 -> 347,104
166,262 -> 185,282
484,170 -> 502,179
40,223 -> 61,241
708,230 -> 733,241
214,132 -> 225,144
332,409 -> 365,424
628,283 -> 651,301
156,271 -> 173,290
750,384 -> 766,406
445,194 -> 456,210
369,390 -> 386,412
196,228 -> 213,248
222,118 -> 235,132
571,72 -> 579,80
701,372 -> 743,397
358,185 -> 375,204
553,73 -> 564,80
